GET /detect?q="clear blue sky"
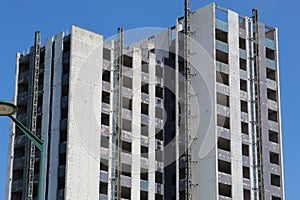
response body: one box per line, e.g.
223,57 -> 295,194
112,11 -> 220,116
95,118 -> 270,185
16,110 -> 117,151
0,0 -> 299,199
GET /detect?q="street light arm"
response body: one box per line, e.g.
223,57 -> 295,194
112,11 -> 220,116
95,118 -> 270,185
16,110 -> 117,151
9,115 -> 44,151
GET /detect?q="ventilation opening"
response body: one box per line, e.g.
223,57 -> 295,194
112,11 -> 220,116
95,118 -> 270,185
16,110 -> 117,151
270,152 -> 280,165
243,166 -> 250,179
267,68 -> 276,81
216,29 -> 228,43
217,115 -> 230,129
242,144 -> 249,156
241,100 -> 248,112
219,183 -> 232,198
239,37 -> 246,50
266,47 -> 275,60
216,50 -> 229,64
218,160 -> 231,174
241,122 -> 249,135
269,130 -> 279,143
240,58 -> 247,70
218,137 -> 230,152
267,88 -> 277,101
216,71 -> 229,85
240,79 -> 247,92
217,93 -> 229,107
268,109 -> 278,122
271,174 -> 281,187
102,70 -> 110,82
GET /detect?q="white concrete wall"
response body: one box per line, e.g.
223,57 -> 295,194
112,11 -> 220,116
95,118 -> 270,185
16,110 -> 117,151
190,3 -> 217,200
131,47 -> 142,200
148,52 -> 156,200
65,26 -> 103,200
41,36 -> 54,200
228,10 -> 243,200
5,53 -> 21,200
48,32 -> 64,199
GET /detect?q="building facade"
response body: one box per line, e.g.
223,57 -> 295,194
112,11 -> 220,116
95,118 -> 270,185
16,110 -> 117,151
5,3 -> 284,200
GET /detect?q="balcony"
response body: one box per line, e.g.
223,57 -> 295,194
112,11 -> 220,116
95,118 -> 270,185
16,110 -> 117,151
216,40 -> 229,53
266,58 -> 276,70
216,19 -> 228,32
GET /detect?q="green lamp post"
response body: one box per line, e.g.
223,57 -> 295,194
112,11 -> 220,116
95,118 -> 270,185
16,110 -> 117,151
0,100 -> 44,200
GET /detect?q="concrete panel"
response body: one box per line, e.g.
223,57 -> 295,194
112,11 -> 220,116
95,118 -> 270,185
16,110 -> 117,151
148,53 -> 156,200
41,36 -> 53,200
5,53 -> 21,200
228,10 -> 243,200
131,47 -> 142,200
65,26 -> 102,200
48,32 -> 64,200
190,3 -> 217,200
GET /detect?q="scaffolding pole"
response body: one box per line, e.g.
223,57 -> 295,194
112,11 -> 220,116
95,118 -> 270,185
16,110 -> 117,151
27,31 -> 41,200
184,0 -> 192,200
252,8 -> 265,200
110,28 -> 123,200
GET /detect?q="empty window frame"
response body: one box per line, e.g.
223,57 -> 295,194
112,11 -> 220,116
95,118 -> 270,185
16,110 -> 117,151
270,151 -> 280,165
218,160 -> 231,174
269,130 -> 279,143
271,174 -> 281,187
216,71 -> 229,85
218,137 -> 231,152
217,93 -> 229,107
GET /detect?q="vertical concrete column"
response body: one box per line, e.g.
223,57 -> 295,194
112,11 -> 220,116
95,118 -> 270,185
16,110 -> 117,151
48,32 -> 64,200
148,53 -> 156,200
107,40 -> 115,200
41,36 -> 54,200
131,47 -> 142,200
190,3 -> 217,200
275,28 -> 286,199
228,10 -> 243,200
5,53 -> 21,200
175,18 -> 180,200
65,26 -> 102,200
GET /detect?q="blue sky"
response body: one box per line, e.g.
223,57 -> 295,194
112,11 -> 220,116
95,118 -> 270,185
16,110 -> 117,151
0,0 -> 299,199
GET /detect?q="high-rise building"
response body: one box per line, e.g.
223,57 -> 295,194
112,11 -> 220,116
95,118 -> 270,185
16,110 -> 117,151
5,3 -> 284,200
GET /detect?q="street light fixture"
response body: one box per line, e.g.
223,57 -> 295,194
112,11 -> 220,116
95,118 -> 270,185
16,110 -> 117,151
0,100 -> 44,200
